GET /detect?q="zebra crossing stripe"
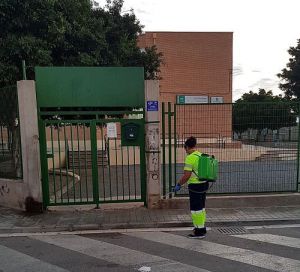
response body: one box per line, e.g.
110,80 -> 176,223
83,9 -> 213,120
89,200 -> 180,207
32,234 -> 210,272
233,233 -> 300,249
126,231 -> 300,272
0,244 -> 69,272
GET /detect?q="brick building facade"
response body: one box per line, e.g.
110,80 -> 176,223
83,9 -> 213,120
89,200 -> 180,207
138,32 -> 233,103
138,32 -> 233,139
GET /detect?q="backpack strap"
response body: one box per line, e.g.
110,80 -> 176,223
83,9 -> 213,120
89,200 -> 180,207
191,153 -> 202,180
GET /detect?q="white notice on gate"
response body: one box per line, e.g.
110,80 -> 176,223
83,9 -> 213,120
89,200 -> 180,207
107,123 -> 117,138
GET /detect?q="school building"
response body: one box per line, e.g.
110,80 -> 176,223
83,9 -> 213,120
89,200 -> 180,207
138,32 -> 233,140
138,32 -> 233,103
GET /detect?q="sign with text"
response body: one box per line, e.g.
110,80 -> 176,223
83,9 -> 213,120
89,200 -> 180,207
177,95 -> 209,104
211,97 -> 224,103
147,101 -> 159,111
107,123 -> 117,138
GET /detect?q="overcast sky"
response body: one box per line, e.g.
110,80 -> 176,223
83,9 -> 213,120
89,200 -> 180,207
96,0 -> 299,100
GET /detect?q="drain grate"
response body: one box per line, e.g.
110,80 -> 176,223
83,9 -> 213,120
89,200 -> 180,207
216,226 -> 248,235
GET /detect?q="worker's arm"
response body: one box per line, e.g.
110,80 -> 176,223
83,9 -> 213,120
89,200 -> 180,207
173,170 -> 192,192
178,171 -> 192,185
173,155 -> 193,192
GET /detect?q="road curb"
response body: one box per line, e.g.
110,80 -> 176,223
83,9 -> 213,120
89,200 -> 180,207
159,193 -> 300,209
1,218 -> 300,234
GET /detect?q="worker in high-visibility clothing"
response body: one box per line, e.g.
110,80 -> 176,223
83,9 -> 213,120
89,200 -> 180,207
173,136 -> 209,238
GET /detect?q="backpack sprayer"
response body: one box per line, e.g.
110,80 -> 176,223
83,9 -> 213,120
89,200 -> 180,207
189,153 -> 218,194
163,153 -> 218,197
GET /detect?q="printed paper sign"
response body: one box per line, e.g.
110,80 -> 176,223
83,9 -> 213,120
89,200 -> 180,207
107,123 -> 117,138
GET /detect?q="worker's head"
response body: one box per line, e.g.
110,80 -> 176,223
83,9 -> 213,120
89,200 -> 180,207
184,136 -> 197,154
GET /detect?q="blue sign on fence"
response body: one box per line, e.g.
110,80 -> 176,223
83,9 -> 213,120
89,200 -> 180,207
147,101 -> 159,111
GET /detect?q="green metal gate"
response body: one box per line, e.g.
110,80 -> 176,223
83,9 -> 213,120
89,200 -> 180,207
36,67 -> 146,207
39,117 -> 146,207
162,102 -> 300,197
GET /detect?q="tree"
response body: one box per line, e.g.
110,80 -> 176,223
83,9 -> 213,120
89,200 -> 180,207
0,0 -> 163,87
233,89 -> 297,139
0,0 -> 163,176
0,86 -> 22,178
278,39 -> 300,99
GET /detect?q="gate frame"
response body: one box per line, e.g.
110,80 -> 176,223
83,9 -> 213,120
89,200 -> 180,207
39,114 -> 146,208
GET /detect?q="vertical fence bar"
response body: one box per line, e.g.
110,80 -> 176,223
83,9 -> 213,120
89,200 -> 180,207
76,124 -> 82,202
162,103 -> 166,198
133,146 -> 137,200
168,102 -> 172,197
91,121 -> 99,207
39,120 -> 49,208
127,146 -> 130,199
83,125 -> 89,202
100,125 -> 106,201
140,148 -> 146,203
22,60 -> 27,80
140,120 -> 146,204
7,129 -> 10,151
174,104 -> 177,187
70,124 -> 76,202
297,103 -> 300,192
50,125 -> 56,203
121,141 -> 125,200
108,138 -> 113,200
114,137 -> 119,200
63,124 -> 70,202
0,126 -> 4,156
57,124 -> 63,203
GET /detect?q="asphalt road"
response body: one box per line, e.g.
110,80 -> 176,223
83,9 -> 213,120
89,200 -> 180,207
0,224 -> 299,271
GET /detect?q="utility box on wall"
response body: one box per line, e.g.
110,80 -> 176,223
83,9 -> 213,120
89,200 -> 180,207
121,122 -> 143,146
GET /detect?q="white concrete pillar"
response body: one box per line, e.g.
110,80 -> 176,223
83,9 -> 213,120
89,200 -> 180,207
17,80 -> 42,207
145,80 -> 161,208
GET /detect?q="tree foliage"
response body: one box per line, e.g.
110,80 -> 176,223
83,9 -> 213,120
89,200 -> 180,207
278,39 -> 300,99
0,0 -> 163,87
233,89 -> 297,134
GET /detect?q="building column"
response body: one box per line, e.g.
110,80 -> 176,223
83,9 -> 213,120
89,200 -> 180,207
18,80 -> 43,211
145,80 -> 161,208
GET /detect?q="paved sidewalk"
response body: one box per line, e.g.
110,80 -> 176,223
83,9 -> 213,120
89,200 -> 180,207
1,205 -> 300,234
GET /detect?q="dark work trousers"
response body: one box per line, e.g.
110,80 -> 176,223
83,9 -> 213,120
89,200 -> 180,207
188,182 -> 209,230
188,182 -> 209,211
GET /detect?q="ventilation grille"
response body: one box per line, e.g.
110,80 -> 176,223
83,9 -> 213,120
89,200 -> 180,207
216,227 -> 248,235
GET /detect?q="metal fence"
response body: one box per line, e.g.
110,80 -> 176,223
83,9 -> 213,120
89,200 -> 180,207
0,86 -> 22,179
39,117 -> 146,207
162,102 -> 300,196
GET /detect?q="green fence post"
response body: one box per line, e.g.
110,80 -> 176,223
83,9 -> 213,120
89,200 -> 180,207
90,121 -> 99,208
140,119 -> 147,205
168,102 -> 172,197
174,104 -> 177,188
161,103 -> 166,198
297,103 -> 300,192
38,120 -> 49,209
22,60 -> 27,80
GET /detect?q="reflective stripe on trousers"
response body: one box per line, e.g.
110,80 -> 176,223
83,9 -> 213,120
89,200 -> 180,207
191,209 -> 206,228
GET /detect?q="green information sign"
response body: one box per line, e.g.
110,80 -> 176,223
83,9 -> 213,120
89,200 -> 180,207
177,95 -> 185,104
177,95 -> 209,104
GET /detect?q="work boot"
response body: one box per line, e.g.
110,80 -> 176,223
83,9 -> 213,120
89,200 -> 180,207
188,228 -> 206,239
193,227 -> 206,234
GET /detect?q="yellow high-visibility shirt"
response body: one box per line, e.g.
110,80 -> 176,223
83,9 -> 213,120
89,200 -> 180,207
184,150 -> 205,184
